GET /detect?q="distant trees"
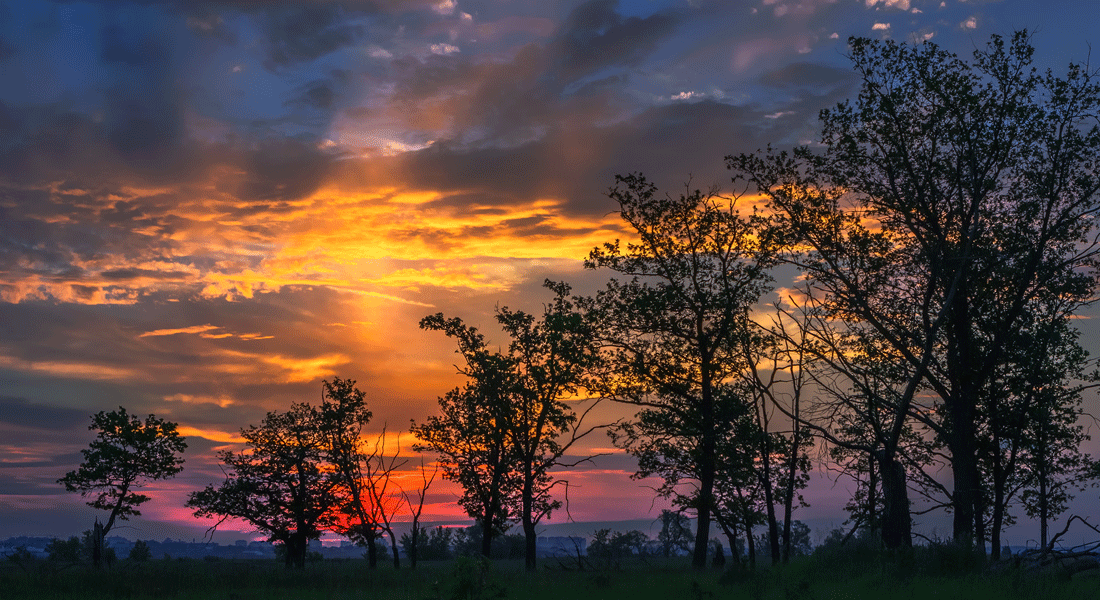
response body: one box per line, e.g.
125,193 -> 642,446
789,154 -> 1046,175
59,407 -> 186,567
657,510 -> 693,557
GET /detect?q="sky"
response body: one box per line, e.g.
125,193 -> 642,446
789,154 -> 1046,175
2,0 -> 1099,545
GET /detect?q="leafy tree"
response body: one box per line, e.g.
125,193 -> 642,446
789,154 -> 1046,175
187,402 -> 337,569
588,529 -> 650,567
728,31 -> 1100,547
58,407 -> 186,567
317,378 -> 407,569
400,525 -> 453,562
657,509 -> 693,557
415,281 -> 601,570
411,323 -> 519,559
584,174 -> 776,568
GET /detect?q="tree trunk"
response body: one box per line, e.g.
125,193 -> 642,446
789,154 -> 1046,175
91,519 -> 104,569
388,529 -> 400,568
523,473 -> 537,571
875,449 -> 912,550
366,533 -> 378,568
286,531 -> 308,569
692,374 -> 716,570
950,428 -> 979,547
867,451 -> 877,538
745,525 -> 756,570
523,518 -> 537,571
409,522 -> 420,569
480,507 -> 494,558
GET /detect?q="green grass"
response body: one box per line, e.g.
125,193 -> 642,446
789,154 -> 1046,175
0,550 -> 1093,600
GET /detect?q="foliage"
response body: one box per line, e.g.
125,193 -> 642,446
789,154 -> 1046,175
128,540 -> 151,563
415,281 -> 601,569
187,402 -> 337,569
400,526 -> 454,561
45,537 -> 82,563
58,407 -> 186,566
448,555 -> 506,600
657,510 -> 693,557
584,173 -> 776,568
317,377 -> 406,569
754,521 -> 811,561
588,529 -> 650,566
728,30 -> 1100,548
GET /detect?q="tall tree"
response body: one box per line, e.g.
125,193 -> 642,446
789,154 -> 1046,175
728,31 -> 1100,546
317,378 -> 407,569
412,318 -> 520,559
585,174 -> 775,568
415,281 -> 602,570
59,407 -> 186,567
187,402 -> 337,568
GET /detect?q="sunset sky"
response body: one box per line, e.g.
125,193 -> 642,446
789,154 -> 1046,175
2,0 -> 1099,544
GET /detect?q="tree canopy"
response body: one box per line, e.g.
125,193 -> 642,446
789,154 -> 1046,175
58,407 -> 186,566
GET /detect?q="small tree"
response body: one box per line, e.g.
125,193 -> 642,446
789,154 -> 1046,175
402,458 -> 440,569
657,510 -> 693,557
128,540 -> 151,562
59,407 -> 186,567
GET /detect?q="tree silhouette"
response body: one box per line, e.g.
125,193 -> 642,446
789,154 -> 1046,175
584,174 -> 776,568
58,407 -> 186,567
187,402 -> 336,569
317,378 -> 407,569
728,31 -> 1100,547
415,281 -> 602,570
411,319 -> 519,559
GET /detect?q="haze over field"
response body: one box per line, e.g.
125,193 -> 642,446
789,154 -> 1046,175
1,0 -> 1098,543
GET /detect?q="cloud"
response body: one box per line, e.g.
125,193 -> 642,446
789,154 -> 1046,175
140,325 -> 221,338
260,4 -> 365,70
0,397 -> 88,431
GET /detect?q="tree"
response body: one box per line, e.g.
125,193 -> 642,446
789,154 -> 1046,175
728,31 -> 1100,547
128,539 -> 151,562
411,321 -> 519,559
657,509 -> 693,557
58,407 -> 186,567
402,458 -> 440,569
187,402 -> 337,569
415,281 -> 602,570
584,174 -> 776,568
317,378 -> 407,569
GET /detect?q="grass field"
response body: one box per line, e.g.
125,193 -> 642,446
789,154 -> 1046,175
2,547 -> 1097,600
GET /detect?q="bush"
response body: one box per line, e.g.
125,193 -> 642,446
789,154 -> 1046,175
449,555 -> 506,600
46,537 -> 82,563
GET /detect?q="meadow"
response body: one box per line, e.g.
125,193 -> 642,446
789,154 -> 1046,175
3,544 -> 1097,600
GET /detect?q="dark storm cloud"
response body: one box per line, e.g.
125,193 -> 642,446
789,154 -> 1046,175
0,397 -> 87,431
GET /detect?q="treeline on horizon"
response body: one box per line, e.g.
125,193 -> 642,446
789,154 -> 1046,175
49,30 -> 1100,573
